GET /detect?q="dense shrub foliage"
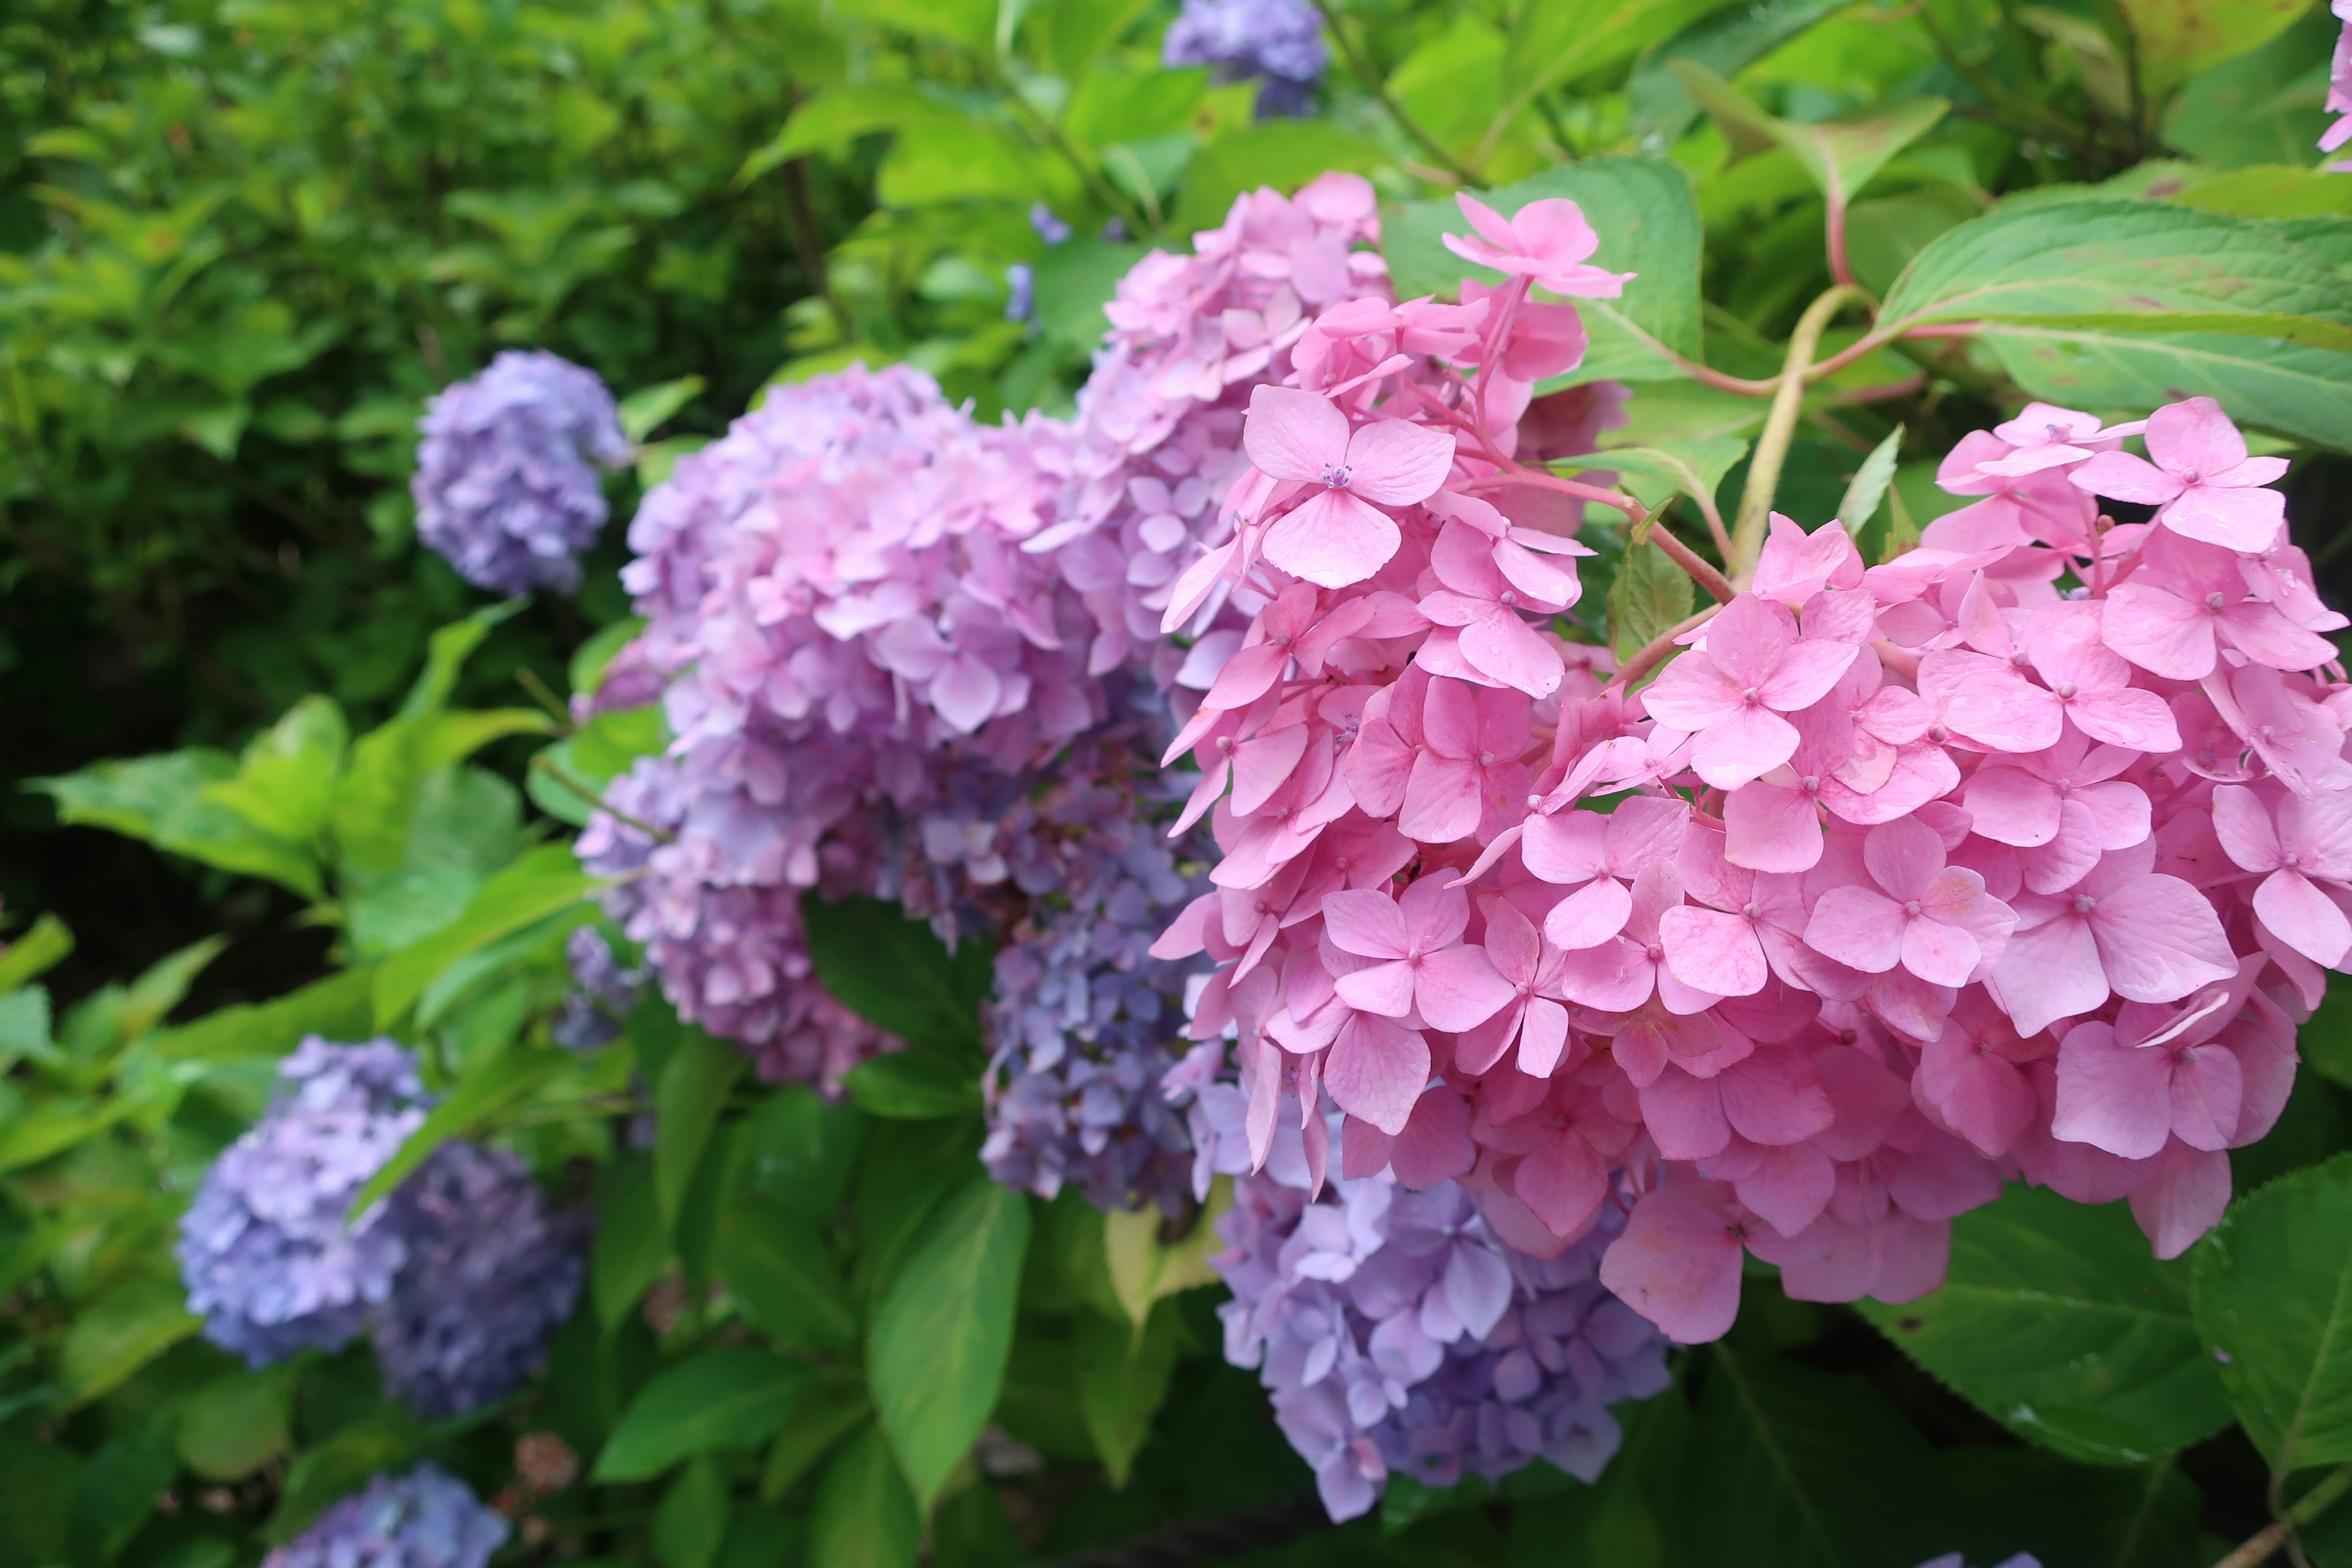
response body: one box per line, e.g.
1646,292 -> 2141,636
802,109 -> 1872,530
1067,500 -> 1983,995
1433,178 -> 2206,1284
7,2 -> 2352,1567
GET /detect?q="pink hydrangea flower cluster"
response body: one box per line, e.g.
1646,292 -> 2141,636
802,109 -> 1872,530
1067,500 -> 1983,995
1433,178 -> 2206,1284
1149,192 -> 2348,1345
1182,1073 -> 1668,1521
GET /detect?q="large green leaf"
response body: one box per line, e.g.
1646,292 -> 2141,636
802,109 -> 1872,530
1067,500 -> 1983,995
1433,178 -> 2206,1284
69,1427 -> 178,1568
349,1045 -> 575,1213
146,967 -> 375,1061
1939,1449 -> 2203,1568
2117,0 -> 2313,98
176,1365 -> 295,1482
372,843 -> 599,1025
718,1200 -> 858,1354
1625,0 -> 1852,142
1382,157 -> 1703,383
59,1278 -> 200,1405
867,1177 -> 1030,1512
1673,63 -> 1946,217
594,1348 -> 810,1482
1505,0 -> 1735,102
1677,1340 -> 1958,1566
737,1085 -> 866,1221
653,1028 -> 746,1230
1073,1303 -> 1180,1488
2192,1151 -> 2352,1474
1858,1185 -> 2231,1464
592,1154 -> 669,1332
808,1425 -> 918,1568
1172,120 -> 1386,233
802,895 -> 992,1056
201,694 -> 347,845
34,750 -> 322,899
652,1457 -> 730,1568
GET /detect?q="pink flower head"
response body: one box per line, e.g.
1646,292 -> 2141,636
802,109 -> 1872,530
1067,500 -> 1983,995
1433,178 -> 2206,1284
1399,677 -> 1535,845
1750,514 -> 1864,606
1553,860 -> 1721,1020
1804,817 -> 2018,989
2051,987 -> 2252,1161
1976,402 -> 2144,477
1442,195 -> 1636,300
2212,782 -> 2352,966
1454,897 -> 1573,1076
1915,992 -> 2046,1158
1245,386 -> 1456,587
2070,397 -> 2288,553
1324,877 -> 1515,1035
1523,794 -> 1692,948
1961,731 -> 2152,895
1639,594 -> 1865,790
2101,530 -> 2340,682
1991,842 -> 2237,1036
1417,516 -> 1580,698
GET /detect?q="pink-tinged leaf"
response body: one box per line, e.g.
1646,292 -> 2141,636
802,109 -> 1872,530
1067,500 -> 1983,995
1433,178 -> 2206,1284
1323,1012 -> 1430,1136
2090,874 -> 2235,1003
1344,418 -> 1457,505
1659,905 -> 1767,997
1415,944 -> 1516,1032
1243,385 -> 1349,481
1599,1190 -> 1744,1343
1804,885 -> 1905,974
2052,1021 -> 2173,1160
1264,489 -> 1403,589
1720,1050 -> 1835,1147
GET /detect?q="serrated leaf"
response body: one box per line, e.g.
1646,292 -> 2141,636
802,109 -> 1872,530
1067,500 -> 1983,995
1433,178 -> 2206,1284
1608,529 -> 1695,666
1384,157 -> 1703,385
2192,1150 -> 2352,1474
1834,426 -> 1902,533
595,1349 -> 810,1482
868,1178 -> 1029,1512
1858,1185 -> 2231,1464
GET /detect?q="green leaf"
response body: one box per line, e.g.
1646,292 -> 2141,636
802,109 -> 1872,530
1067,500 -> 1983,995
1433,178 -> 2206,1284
1608,528 -> 1695,666
868,1178 -> 1030,1512
1031,238 -> 1153,356
1878,202 -> 2352,448
268,1420 -> 421,1544
373,843 -> 599,1025
655,1029 -> 746,1231
594,1154 -> 669,1332
1939,1448 -> 2203,1568
401,600 -> 526,720
570,617 -> 649,698
60,1278 -> 200,1405
201,695 -> 347,844
1102,1178 -> 1227,1327
1858,1185 -> 2232,1464
809,1425 -> 919,1568
738,1086 -> 866,1220
761,1380 -> 873,1502
2176,165 -> 2352,221
1625,0 -> 1850,143
1554,439 -> 1748,517
595,1348 -> 811,1482
855,1117 -> 987,1302
2117,0 -> 2313,99
349,1046 -> 575,1214
618,377 -> 704,443
147,967 -> 376,1061
1073,1303 -> 1180,1488
0,1432 -> 81,1566
802,895 -> 992,1056
1678,1339 -> 1959,1566
1833,426 -> 1902,533
843,1049 -> 983,1119
1174,121 -> 1386,233
1384,157 -> 1703,384
654,1456 -> 731,1568
34,750 -> 322,899
2192,1150 -> 2352,1473
1674,64 -> 1946,217
1506,0 -> 1735,102
835,0 -> 994,51
0,914 -> 74,997
70,1427 -> 178,1568
342,766 -> 526,952
175,1365 -> 294,1480
412,707 -> 559,774
718,1200 -> 858,1353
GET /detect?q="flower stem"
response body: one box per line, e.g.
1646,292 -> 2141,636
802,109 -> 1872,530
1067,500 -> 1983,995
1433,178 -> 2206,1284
2216,1463 -> 2352,1568
1606,607 -> 1719,692
1728,283 -> 1871,586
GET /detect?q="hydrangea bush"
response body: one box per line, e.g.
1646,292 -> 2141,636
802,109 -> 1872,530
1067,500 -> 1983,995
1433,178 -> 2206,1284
9,4 -> 2352,1567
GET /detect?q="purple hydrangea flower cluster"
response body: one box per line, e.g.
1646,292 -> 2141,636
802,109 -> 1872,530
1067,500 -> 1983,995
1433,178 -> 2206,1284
177,1039 -> 586,1414
1162,0 -> 1329,118
262,1464 -> 509,1568
375,1142 -> 591,1418
413,350 -> 630,595
980,728 -> 1210,1214
1196,1093 -> 1670,1521
552,925 -> 640,1050
177,1038 -> 429,1366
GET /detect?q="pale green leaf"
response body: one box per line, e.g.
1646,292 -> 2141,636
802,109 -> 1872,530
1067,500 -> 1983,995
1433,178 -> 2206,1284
36,751 -> 322,900
2117,0 -> 2313,98
1103,1177 -> 1227,1327
1673,62 -> 1947,214
1834,425 -> 1903,533
808,1425 -> 918,1568
201,695 -> 347,844
0,914 -> 74,998
372,843 -> 597,1025
617,377 -> 703,443
1608,530 -> 1695,666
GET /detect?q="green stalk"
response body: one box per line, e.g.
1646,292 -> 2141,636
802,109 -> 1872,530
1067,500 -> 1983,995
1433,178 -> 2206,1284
1728,284 -> 1869,586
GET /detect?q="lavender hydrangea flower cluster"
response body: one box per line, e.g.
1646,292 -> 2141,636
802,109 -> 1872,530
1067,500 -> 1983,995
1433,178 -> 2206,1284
178,1039 -> 586,1414
177,1038 -> 429,1366
980,729 -> 1210,1214
1196,1093 -> 1670,1521
552,925 -> 640,1050
413,350 -> 629,595
375,1142 -> 592,1418
1162,0 -> 1329,118
262,1464 -> 509,1568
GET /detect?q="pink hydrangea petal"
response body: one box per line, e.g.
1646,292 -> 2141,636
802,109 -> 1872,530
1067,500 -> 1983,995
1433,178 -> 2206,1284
2089,873 -> 2236,1004
2051,1022 -> 2172,1160
2129,1142 -> 2231,1261
1243,385 -> 1350,481
1599,1189 -> 1744,1344
1343,418 -> 1458,506
1543,876 -> 1635,949
1688,705 -> 1802,790
2160,484 -> 2285,553
2253,868 -> 2352,967
1659,905 -> 1768,997
1323,1012 -> 1431,1136
2143,396 -> 2248,478
1516,1130 -> 1607,1235
1804,884 -> 1905,974
1264,488 -> 1404,589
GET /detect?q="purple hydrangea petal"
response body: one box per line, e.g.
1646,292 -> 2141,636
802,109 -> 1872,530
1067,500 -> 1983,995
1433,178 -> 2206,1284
262,1464 -> 509,1568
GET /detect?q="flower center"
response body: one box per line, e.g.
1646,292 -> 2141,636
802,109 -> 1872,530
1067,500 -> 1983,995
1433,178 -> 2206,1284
1800,775 -> 1821,794
1903,900 -> 1922,917
1322,464 -> 1352,490
2053,682 -> 2077,698
2071,893 -> 2097,914
1645,943 -> 1663,962
2206,592 -> 2227,612
1478,750 -> 1496,767
1740,686 -> 1761,705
